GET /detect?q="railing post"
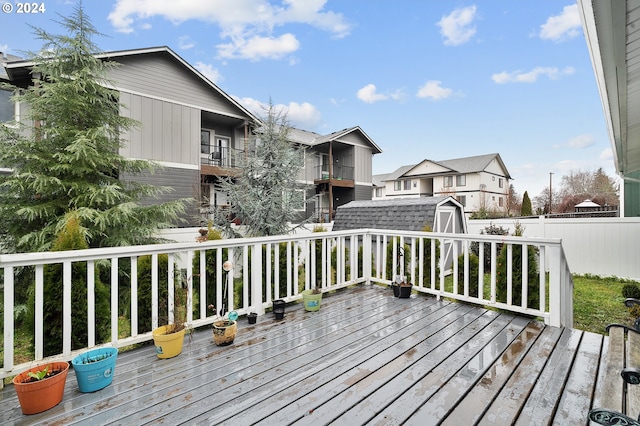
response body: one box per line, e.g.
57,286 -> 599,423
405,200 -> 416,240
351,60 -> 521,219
3,267 -> 14,383
540,245 -> 566,327
251,243 -> 264,315
363,231 -> 372,284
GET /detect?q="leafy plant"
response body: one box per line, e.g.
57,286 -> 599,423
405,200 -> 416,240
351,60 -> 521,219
27,366 -> 49,381
622,283 -> 640,299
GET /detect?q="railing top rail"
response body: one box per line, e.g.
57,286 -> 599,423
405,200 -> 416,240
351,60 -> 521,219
0,228 -> 563,268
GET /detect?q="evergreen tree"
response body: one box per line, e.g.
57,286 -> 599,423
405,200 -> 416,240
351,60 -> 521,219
521,191 -> 533,216
215,101 -> 308,237
0,4 -> 185,253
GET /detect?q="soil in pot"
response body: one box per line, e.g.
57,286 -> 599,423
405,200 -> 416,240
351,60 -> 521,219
12,361 -> 70,415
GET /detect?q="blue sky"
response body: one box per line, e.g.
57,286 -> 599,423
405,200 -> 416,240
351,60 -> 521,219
0,1 -> 613,199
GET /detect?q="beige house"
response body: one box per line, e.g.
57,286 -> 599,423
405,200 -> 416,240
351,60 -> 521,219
372,153 -> 511,215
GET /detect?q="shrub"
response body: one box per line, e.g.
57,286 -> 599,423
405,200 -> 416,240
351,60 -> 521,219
414,225 -> 440,286
471,223 -> 509,272
458,253 -> 480,297
622,283 -> 640,299
496,223 -> 539,309
37,213 -> 110,356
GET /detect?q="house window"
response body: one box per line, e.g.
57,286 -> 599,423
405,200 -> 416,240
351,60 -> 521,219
457,195 -> 466,206
498,197 -> 504,207
375,188 -> 382,197
201,130 -> 211,154
0,89 -> 14,122
403,179 -> 411,190
456,175 -> 466,186
499,178 -> 504,188
394,181 -> 401,191
443,176 -> 453,187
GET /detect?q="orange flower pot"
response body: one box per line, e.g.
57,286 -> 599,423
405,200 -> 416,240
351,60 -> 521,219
12,361 -> 70,415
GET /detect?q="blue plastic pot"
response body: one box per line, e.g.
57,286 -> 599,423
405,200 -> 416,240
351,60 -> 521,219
71,347 -> 118,393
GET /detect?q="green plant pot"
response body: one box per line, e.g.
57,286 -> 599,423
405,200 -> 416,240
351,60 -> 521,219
302,289 -> 323,312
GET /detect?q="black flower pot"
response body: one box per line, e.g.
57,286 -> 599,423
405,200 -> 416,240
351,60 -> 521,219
248,312 -> 257,324
399,284 -> 412,298
273,299 -> 285,320
392,284 -> 400,297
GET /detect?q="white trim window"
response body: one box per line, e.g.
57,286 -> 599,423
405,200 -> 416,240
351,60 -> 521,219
403,179 -> 411,190
456,175 -> 466,186
443,176 -> 453,187
394,181 -> 401,191
0,89 -> 17,123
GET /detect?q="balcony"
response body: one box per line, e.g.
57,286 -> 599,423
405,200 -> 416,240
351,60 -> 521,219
200,146 -> 244,177
314,164 -> 355,187
0,229 -> 595,423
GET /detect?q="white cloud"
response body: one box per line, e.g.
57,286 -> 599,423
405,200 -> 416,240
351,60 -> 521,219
217,33 -> 300,60
236,97 -> 322,129
539,4 -> 581,42
107,0 -> 351,60
437,5 -> 478,46
492,66 -> 575,84
567,134 -> 596,149
600,147 -> 613,161
357,84 -> 388,104
194,62 -> 221,84
178,36 -> 195,50
416,80 -> 453,100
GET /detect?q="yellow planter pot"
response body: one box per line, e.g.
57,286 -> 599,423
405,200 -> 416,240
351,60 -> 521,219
212,320 -> 237,346
152,325 -> 186,359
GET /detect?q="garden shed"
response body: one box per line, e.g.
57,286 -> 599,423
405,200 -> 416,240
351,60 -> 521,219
332,196 -> 467,234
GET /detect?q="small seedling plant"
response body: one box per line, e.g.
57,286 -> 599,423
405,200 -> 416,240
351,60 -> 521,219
27,366 -> 49,381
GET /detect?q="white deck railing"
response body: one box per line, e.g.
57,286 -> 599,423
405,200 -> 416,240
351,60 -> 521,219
0,228 -> 573,381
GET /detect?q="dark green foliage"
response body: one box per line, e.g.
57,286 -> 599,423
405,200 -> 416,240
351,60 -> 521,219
0,4 -> 185,254
472,223 -> 509,272
192,227 -> 226,314
521,191 -> 533,216
414,225 -> 440,286
385,237 -> 410,281
36,213 -> 110,356
496,243 -> 540,309
622,283 -> 640,299
458,253 -> 480,297
136,254 -> 169,333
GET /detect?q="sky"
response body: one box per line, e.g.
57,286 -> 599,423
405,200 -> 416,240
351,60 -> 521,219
0,0 -> 615,199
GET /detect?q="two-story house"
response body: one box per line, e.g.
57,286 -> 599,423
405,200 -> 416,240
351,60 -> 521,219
372,153 -> 511,215
1,46 -> 381,225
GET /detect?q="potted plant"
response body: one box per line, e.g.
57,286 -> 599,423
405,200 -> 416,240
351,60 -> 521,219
71,347 -> 118,392
391,275 -> 412,298
12,361 -> 70,415
209,260 -> 238,346
302,287 -> 323,311
152,276 -> 189,359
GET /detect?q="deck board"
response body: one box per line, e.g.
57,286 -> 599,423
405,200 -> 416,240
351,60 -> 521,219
0,285 -> 609,425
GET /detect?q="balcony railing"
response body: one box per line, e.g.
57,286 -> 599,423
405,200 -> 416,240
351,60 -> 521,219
0,229 -> 572,381
314,165 -> 355,181
201,146 -> 244,168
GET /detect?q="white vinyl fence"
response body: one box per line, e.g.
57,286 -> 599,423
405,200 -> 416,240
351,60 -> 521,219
467,216 -> 640,281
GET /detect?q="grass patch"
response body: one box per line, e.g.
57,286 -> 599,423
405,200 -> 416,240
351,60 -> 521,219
573,275 -> 636,334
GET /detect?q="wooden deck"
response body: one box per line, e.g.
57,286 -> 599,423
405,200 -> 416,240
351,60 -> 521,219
1,285 -> 611,425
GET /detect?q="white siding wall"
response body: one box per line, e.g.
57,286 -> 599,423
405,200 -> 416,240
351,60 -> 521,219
468,217 -> 640,280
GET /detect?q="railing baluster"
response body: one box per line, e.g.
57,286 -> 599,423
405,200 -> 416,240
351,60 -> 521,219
34,265 -> 43,360
130,256 -> 138,337
63,261 -> 72,355
87,260 -> 96,346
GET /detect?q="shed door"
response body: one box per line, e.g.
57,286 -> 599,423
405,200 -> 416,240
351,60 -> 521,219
434,206 -> 459,272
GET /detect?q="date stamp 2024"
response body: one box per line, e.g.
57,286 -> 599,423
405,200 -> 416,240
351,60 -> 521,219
2,2 -> 46,14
